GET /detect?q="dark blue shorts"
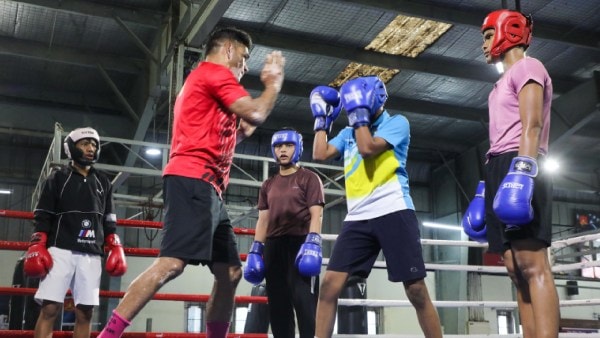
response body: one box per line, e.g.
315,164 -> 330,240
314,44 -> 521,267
327,209 -> 426,282
159,175 -> 241,267
485,152 -> 553,254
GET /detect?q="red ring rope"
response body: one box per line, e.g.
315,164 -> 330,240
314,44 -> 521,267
0,287 -> 267,304
0,331 -> 268,337
0,209 -> 256,235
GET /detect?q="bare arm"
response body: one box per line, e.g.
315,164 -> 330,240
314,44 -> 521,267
312,130 -> 340,161
229,51 -> 285,126
253,209 -> 269,243
518,81 -> 544,159
308,205 -> 323,234
354,126 -> 391,158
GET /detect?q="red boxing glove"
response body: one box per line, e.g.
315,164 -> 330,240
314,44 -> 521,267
105,233 -> 127,277
24,232 -> 53,278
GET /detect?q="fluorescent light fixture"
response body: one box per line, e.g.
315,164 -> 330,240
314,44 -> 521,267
495,62 -> 504,74
544,158 -> 560,173
422,221 -> 462,231
0,189 -> 12,195
145,148 -> 162,156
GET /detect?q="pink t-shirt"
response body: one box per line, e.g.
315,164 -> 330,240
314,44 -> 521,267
487,57 -> 552,158
163,62 -> 250,196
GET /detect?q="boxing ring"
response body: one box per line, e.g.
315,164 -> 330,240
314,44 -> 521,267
1,209 -> 600,337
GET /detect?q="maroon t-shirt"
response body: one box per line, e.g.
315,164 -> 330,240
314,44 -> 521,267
258,167 -> 325,237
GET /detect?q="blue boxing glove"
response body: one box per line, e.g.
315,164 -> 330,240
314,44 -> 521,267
340,78 -> 373,128
493,156 -> 538,225
310,86 -> 342,134
295,233 -> 322,277
243,241 -> 265,285
462,181 -> 487,242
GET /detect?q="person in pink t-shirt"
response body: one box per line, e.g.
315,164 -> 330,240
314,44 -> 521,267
481,9 -> 559,338
98,27 -> 285,338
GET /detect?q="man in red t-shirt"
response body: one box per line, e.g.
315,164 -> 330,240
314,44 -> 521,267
98,27 -> 285,338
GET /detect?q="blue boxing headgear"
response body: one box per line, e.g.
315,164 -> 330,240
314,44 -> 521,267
362,75 -> 388,115
271,129 -> 303,164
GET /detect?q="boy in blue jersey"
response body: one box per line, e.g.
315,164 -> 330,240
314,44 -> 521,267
310,76 -> 442,338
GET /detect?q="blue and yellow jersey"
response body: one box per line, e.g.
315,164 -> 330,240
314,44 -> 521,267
329,111 -> 414,221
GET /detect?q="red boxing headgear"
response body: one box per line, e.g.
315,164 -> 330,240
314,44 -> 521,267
481,9 -> 532,60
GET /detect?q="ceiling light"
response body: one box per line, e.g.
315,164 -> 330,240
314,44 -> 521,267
544,158 -> 560,173
145,148 -> 161,156
422,222 -> 462,231
0,189 -> 12,195
495,62 -> 504,74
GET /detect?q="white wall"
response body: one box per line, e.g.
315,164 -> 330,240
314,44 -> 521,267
115,256 -> 256,333
481,274 -> 515,333
0,251 -> 23,286
556,279 -> 600,320
366,269 -> 438,334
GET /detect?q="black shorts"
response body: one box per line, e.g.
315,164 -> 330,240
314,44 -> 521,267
485,152 -> 553,254
327,209 -> 426,282
159,175 -> 241,267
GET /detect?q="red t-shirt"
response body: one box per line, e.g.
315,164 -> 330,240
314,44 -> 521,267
163,62 -> 250,196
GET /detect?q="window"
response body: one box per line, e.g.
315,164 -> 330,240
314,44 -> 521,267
367,309 -> 379,334
185,303 -> 204,333
497,309 -> 516,334
234,306 -> 248,333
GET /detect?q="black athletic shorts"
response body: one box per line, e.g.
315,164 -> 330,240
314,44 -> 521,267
485,152 -> 553,254
327,209 -> 426,282
159,175 -> 241,267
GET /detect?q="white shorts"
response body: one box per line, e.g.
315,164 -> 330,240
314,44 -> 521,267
35,247 -> 102,306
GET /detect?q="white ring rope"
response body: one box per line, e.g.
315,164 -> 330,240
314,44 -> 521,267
551,232 -> 600,248
331,334 -> 596,338
321,259 -> 600,274
322,234 -> 490,248
425,263 -> 505,274
420,239 -> 488,248
321,234 -> 339,241
337,298 -> 600,308
551,258 -> 600,272
323,230 -> 600,250
338,299 -> 516,308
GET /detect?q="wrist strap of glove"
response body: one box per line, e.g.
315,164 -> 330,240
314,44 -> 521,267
474,181 -> 485,198
509,156 -> 538,177
313,117 -> 328,132
30,232 -> 47,245
305,233 -> 322,246
106,233 -> 122,247
348,108 -> 370,128
249,241 -> 264,254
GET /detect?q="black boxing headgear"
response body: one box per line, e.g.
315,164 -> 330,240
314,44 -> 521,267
63,127 -> 100,166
